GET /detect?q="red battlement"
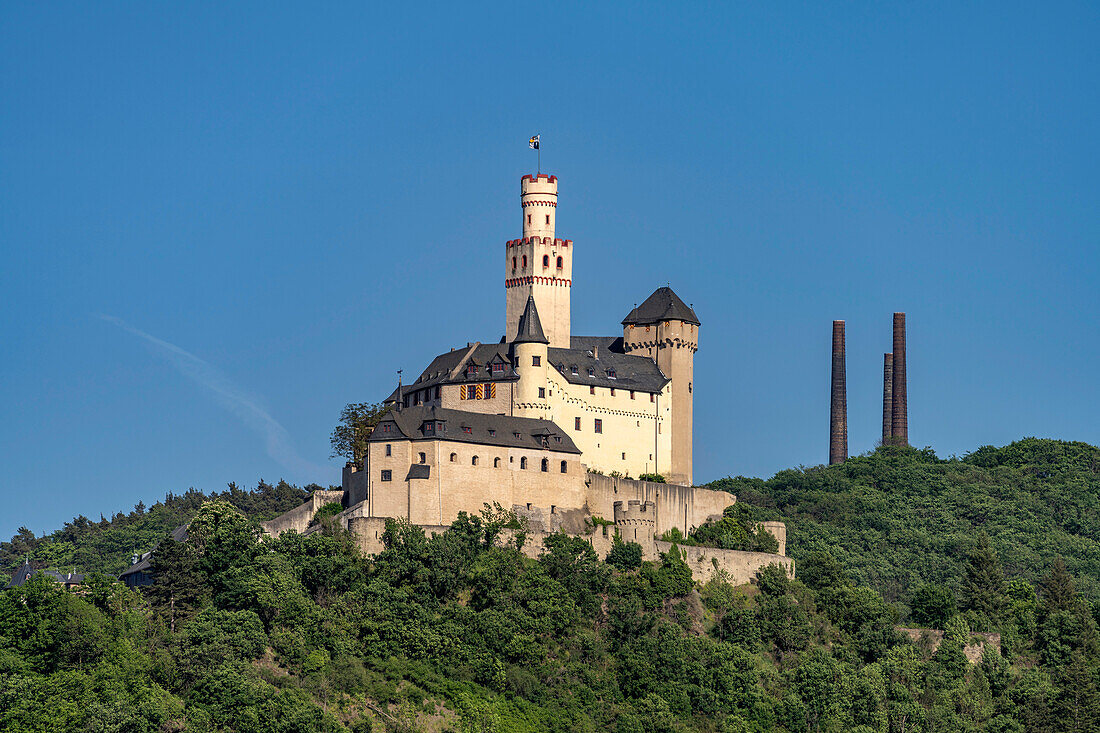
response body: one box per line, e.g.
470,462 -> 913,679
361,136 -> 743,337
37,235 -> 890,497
505,237 -> 573,248
521,173 -> 557,184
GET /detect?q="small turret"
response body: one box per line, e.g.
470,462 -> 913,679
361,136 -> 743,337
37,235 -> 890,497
511,296 -> 550,418
614,500 -> 657,547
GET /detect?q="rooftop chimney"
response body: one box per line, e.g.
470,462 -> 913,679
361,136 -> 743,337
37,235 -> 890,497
829,320 -> 847,465
890,313 -> 908,445
881,353 -> 893,445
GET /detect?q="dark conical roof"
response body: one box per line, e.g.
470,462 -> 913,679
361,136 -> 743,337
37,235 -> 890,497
621,286 -> 700,326
513,295 -> 549,344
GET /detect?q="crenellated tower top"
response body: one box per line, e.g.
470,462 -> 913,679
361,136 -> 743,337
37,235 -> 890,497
506,173 -> 571,348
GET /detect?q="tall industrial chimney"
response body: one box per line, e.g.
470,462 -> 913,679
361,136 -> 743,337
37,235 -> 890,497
890,312 -> 908,445
881,353 -> 893,445
829,320 -> 847,465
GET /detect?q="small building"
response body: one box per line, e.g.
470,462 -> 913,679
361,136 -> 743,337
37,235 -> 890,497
117,524 -> 189,589
4,562 -> 84,590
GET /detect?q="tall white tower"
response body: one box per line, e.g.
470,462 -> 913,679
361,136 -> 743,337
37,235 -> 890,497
505,174 -> 572,348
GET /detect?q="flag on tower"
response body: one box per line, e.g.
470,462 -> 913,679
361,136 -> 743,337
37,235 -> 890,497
529,135 -> 540,150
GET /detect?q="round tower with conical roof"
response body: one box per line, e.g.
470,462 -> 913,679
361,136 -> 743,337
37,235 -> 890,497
622,287 -> 699,485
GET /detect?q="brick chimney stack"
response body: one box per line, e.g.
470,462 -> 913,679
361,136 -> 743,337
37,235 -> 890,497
890,313 -> 908,445
881,353 -> 893,445
829,320 -> 847,465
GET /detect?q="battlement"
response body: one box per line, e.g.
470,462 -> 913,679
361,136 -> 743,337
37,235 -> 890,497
521,173 -> 557,184
614,499 -> 656,524
506,237 -> 572,248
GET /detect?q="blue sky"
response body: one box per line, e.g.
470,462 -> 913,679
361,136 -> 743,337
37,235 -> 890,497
2,3 -> 1097,541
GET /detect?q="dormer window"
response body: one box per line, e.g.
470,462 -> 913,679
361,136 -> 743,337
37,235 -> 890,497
587,367 -> 595,377
466,364 -> 477,377
488,429 -> 496,437
607,369 -> 616,379
571,365 -> 578,375
462,426 -> 472,434
514,432 -> 521,439
423,422 -> 434,435
492,362 -> 504,374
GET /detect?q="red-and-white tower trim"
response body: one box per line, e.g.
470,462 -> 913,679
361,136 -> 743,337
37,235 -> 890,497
505,174 -> 572,348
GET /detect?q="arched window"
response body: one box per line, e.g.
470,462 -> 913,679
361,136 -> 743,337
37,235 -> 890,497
471,456 -> 478,466
556,256 -> 563,269
542,254 -> 549,268
493,457 -> 501,468
522,255 -> 527,268
418,452 -> 426,464
450,453 -> 457,463
541,458 -> 549,472
520,457 -> 527,469
560,460 -> 568,473
512,256 -> 516,269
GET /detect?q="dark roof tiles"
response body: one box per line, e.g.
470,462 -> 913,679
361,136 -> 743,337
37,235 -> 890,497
622,286 -> 700,326
370,406 -> 580,454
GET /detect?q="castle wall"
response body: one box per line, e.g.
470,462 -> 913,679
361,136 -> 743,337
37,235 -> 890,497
542,371 -> 673,480
259,490 -> 345,536
584,474 -> 732,536
365,437 -> 587,526
656,541 -> 794,583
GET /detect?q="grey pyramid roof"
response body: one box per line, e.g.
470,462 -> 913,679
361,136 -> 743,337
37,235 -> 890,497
513,295 -> 549,344
622,286 -> 699,326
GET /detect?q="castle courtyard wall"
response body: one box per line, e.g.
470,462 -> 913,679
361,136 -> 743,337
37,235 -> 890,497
584,474 -> 732,536
260,490 -> 345,536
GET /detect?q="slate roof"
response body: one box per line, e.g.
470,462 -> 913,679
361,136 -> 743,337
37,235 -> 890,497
370,405 -> 581,454
622,286 -> 699,326
4,562 -> 84,589
512,296 -> 549,344
406,464 -> 431,480
547,336 -> 670,393
117,525 -> 190,580
385,342 -> 519,406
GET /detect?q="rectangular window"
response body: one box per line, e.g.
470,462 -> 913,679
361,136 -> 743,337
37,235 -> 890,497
385,444 -> 392,456
488,429 -> 496,437
650,393 -> 655,403
545,214 -> 550,224
571,365 -> 578,375
462,426 -> 472,434
630,391 -> 635,400
532,355 -> 541,366
610,388 -> 615,396
538,387 -> 546,398
589,386 -> 595,395
467,385 -> 478,399
466,364 -> 477,377
574,417 -> 581,430
492,362 -> 504,374
380,470 -> 392,482
594,419 -> 603,434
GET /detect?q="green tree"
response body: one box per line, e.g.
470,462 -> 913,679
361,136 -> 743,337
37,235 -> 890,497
147,534 -> 204,632
330,401 -> 389,465
910,584 -> 956,628
960,533 -> 1006,628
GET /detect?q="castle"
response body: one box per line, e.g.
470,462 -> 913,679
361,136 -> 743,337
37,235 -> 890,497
263,172 -> 790,583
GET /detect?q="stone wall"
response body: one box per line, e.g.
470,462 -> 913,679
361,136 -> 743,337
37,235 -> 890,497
584,474 -> 732,535
259,490 -> 345,536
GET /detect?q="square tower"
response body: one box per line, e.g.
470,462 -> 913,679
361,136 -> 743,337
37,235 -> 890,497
505,174 -> 572,348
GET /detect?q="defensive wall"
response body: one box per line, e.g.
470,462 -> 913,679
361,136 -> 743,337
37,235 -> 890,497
584,473 -> 732,536
259,490 -> 344,536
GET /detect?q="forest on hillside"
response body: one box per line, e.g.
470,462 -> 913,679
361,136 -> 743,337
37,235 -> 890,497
2,438 -> 1099,732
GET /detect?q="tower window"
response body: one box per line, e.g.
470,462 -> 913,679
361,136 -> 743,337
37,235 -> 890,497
574,417 -> 581,430
512,256 -> 517,269
450,453 -> 457,462
650,393 -> 655,403
545,214 -> 550,225
381,470 -> 392,482
594,419 -> 603,434
560,460 -> 567,473
385,444 -> 392,456
538,387 -> 546,398
418,452 -> 426,463
520,457 -> 527,469
542,255 -> 549,268
589,386 -> 595,395
532,356 -> 541,366
541,458 -> 549,472
610,388 -> 615,396
527,214 -> 531,224
522,255 -> 527,268
556,256 -> 563,269
472,456 -> 478,465
630,391 -> 635,400
494,457 -> 501,467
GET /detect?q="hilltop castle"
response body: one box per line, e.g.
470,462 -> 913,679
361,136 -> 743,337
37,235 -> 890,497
261,172 -> 789,583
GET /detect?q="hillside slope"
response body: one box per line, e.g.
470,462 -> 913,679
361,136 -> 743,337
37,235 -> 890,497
704,438 -> 1100,607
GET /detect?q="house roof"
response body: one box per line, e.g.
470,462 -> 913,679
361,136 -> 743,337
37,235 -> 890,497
370,405 -> 581,454
386,342 -> 519,404
622,286 -> 700,326
4,562 -> 84,589
547,336 -> 670,393
117,525 -> 189,580
512,296 -> 549,344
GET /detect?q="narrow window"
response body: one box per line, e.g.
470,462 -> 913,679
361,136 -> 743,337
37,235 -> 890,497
607,369 -> 616,379
494,457 -> 501,467
560,460 -> 567,473
450,452 -> 457,462
556,256 -> 563,269
466,364 -> 477,377
532,355 -> 541,366
610,388 -> 615,396
545,214 -> 550,225
594,419 -> 603,434
589,386 -> 595,395
542,254 -> 549,268
650,394 -> 655,403
512,256 -> 517,269
574,417 -> 581,430
385,444 -> 392,456
630,391 -> 635,400
571,365 -> 578,375
588,367 -> 595,376
472,456 -> 478,466
527,214 -> 531,224
541,458 -> 549,472
538,387 -> 546,398
381,470 -> 392,482
520,457 -> 527,469
418,452 -> 426,464
522,255 -> 527,268
622,452 -> 626,460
